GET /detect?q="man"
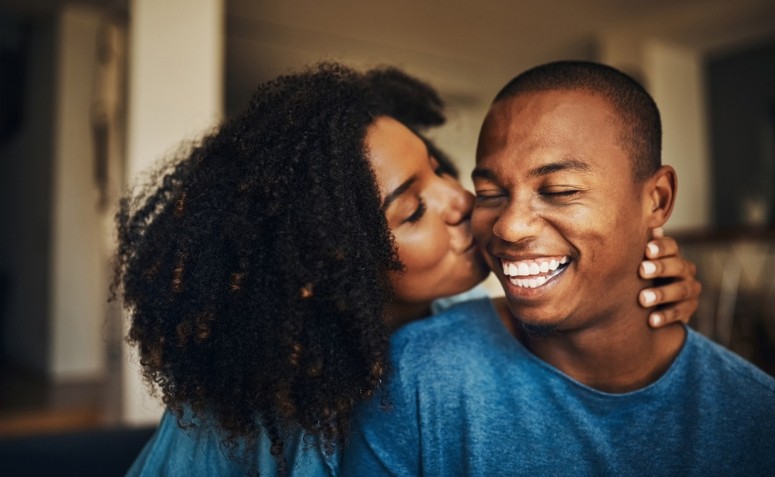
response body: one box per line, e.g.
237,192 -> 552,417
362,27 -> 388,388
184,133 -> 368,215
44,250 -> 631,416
341,61 -> 775,476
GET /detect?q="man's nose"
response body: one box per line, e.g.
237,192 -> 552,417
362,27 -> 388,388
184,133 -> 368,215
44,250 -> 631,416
492,198 -> 541,243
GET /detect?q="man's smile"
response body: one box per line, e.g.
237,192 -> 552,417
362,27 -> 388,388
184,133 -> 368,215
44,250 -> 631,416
500,256 -> 570,289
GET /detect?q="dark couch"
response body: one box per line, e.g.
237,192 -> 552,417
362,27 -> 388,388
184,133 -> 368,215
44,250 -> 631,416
0,425 -> 155,476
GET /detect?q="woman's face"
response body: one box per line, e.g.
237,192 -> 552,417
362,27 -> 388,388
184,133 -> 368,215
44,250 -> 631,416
366,116 -> 490,324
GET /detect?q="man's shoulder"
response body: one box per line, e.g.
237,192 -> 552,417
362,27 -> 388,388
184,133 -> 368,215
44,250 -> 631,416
685,328 -> 775,397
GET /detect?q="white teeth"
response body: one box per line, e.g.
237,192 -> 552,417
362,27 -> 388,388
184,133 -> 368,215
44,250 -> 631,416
501,257 -> 569,277
509,275 -> 551,289
503,262 -> 521,276
509,263 -> 518,276
501,256 -> 570,289
518,262 -> 530,276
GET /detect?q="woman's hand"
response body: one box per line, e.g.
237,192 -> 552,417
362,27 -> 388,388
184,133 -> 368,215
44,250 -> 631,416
639,227 -> 702,328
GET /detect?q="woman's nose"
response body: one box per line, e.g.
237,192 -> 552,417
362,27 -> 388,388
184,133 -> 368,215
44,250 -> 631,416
438,178 -> 474,225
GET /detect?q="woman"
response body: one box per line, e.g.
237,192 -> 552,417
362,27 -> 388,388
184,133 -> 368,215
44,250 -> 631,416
115,63 -> 700,476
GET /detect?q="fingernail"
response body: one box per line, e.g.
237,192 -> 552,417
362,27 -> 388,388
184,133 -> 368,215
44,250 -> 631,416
641,261 -> 657,276
647,242 -> 659,257
641,290 -> 657,305
650,313 -> 662,326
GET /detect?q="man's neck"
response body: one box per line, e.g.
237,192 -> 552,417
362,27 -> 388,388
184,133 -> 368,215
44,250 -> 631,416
494,298 -> 686,393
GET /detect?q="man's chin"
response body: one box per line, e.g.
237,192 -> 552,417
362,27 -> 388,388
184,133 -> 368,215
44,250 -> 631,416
506,300 -> 566,336
518,320 -> 559,338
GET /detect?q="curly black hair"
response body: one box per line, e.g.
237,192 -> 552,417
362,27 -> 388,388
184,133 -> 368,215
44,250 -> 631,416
112,63 -> 450,473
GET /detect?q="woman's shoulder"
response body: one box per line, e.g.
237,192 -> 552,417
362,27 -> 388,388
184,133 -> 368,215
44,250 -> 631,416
390,297 -> 502,364
430,285 -> 490,313
396,297 -> 494,336
126,410 -> 238,476
127,409 -> 337,477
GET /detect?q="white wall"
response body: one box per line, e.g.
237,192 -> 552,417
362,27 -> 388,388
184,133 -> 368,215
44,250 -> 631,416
48,5 -> 108,381
644,41 -> 711,230
599,35 -> 713,231
122,0 -> 224,425
125,0 -> 225,180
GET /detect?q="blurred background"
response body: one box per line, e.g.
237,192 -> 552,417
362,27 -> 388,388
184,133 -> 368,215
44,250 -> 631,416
0,0 -> 774,472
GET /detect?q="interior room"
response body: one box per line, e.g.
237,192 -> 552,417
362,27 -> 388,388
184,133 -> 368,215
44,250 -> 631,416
1,0 -> 774,473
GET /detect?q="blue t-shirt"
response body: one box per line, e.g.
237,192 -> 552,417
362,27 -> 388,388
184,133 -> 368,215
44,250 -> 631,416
342,298 -> 775,476
126,409 -> 337,476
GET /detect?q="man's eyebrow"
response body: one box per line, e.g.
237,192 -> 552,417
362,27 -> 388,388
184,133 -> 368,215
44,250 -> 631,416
471,167 -> 497,182
382,176 -> 417,211
472,159 -> 591,183
529,159 -> 592,178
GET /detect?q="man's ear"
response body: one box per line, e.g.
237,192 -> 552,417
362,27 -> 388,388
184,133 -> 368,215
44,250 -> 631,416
644,165 -> 677,228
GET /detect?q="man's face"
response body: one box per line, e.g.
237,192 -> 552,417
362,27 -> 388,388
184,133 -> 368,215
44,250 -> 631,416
472,89 -> 651,331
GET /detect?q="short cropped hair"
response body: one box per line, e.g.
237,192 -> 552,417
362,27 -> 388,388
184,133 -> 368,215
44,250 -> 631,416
494,61 -> 662,182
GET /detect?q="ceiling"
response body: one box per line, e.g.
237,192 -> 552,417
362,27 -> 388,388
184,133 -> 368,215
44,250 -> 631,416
5,0 -> 774,99
223,0 -> 775,108
5,0 -> 774,141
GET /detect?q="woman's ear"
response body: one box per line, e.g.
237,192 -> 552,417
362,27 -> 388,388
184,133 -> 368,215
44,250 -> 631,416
644,165 -> 677,228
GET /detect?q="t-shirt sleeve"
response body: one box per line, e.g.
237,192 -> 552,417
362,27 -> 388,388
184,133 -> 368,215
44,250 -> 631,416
341,342 -> 421,477
129,409 -> 337,477
126,409 -> 246,476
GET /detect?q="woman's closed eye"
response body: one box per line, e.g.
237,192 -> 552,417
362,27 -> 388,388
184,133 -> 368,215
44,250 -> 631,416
404,197 -> 427,224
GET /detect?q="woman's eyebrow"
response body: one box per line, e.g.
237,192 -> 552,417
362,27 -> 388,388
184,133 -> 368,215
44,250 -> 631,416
382,176 -> 417,211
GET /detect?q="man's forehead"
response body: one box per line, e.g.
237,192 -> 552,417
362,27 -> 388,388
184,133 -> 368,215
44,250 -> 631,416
478,90 -> 618,151
488,89 -> 612,122
475,95 -> 632,188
